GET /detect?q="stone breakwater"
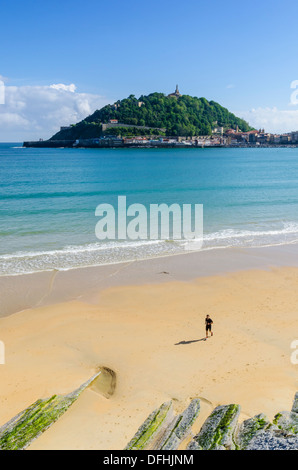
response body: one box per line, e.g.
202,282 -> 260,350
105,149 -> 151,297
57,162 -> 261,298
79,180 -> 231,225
0,377 -> 296,450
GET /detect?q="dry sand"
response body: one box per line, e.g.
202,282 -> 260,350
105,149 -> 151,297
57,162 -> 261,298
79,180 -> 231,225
0,246 -> 297,450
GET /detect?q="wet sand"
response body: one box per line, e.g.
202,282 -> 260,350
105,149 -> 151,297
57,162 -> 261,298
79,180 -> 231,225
2,243 -> 298,318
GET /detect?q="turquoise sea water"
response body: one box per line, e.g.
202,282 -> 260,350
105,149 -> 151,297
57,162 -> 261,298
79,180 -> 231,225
1,143 -> 298,275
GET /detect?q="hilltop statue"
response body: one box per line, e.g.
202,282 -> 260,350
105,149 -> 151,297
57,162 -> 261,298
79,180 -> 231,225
168,85 -> 182,98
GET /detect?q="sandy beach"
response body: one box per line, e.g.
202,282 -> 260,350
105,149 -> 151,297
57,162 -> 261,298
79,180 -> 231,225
0,245 -> 297,450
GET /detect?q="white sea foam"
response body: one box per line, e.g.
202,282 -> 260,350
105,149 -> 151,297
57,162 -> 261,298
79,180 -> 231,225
0,239 -> 163,260
0,239 -> 171,276
1,222 -> 298,276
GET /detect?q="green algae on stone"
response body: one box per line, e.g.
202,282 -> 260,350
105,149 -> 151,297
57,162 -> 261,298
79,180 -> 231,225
157,399 -> 201,450
125,401 -> 173,450
126,391 -> 298,451
291,392 -> 298,414
273,411 -> 298,436
272,392 -> 298,435
0,371 -> 101,450
189,404 -> 240,450
0,395 -> 75,450
236,413 -> 271,449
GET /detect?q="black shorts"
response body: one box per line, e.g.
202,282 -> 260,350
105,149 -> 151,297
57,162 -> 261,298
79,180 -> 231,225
206,324 -> 212,331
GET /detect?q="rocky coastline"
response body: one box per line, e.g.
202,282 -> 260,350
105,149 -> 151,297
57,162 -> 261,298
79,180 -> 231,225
0,368 -> 296,451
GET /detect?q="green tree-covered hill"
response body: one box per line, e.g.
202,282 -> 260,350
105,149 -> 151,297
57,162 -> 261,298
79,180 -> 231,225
50,92 -> 253,140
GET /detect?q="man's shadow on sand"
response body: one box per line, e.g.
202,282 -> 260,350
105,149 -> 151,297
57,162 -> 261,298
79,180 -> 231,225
174,338 -> 206,345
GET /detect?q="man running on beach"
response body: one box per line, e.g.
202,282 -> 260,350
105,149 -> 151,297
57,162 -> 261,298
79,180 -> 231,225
205,315 -> 213,339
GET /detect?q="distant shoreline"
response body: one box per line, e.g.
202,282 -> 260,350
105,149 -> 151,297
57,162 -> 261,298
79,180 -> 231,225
22,139 -> 298,149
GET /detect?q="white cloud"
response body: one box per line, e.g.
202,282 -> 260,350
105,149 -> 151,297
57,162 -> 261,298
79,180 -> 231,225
0,83 -> 110,142
0,112 -> 29,126
235,106 -> 298,134
50,83 -> 77,93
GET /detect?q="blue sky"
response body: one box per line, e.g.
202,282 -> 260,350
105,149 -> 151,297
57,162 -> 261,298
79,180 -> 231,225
1,0 -> 298,140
